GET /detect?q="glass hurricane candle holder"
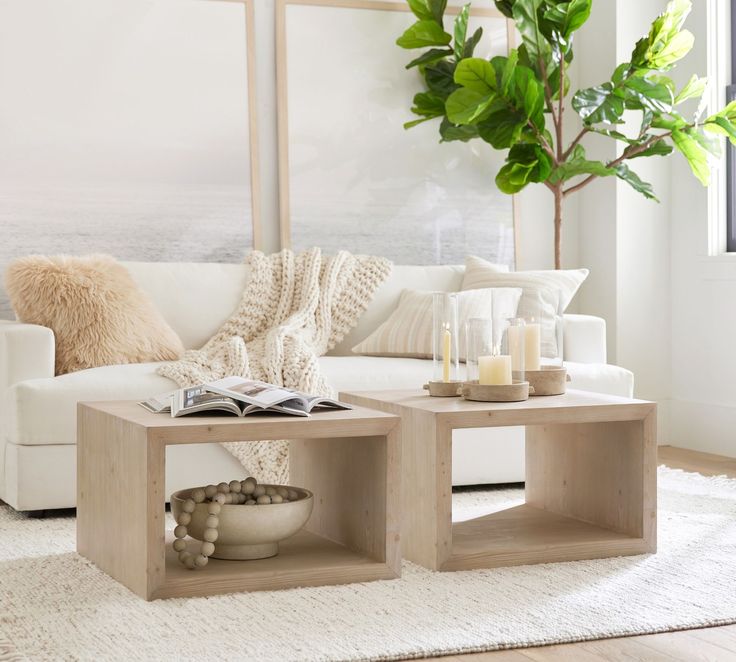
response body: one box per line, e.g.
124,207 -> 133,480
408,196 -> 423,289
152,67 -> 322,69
472,316 -> 523,386
432,292 -> 459,383
465,318 -> 492,383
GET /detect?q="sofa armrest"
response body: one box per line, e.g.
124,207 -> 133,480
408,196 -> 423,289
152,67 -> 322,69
563,314 -> 607,364
0,321 -> 55,391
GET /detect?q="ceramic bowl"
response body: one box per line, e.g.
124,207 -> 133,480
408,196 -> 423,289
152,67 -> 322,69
171,485 -> 314,560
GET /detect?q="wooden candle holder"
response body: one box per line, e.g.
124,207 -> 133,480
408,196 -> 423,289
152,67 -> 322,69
423,381 -> 462,397
526,366 -> 570,396
460,380 -> 530,402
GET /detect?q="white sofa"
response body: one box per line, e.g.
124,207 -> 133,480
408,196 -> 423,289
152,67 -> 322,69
0,261 -> 633,512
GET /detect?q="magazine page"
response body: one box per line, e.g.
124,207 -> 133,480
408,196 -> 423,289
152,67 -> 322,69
302,395 -> 353,412
171,386 -> 242,417
205,377 -> 309,410
139,390 -> 177,414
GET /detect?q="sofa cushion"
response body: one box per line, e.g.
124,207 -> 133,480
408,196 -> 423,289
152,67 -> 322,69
4,357 -> 633,447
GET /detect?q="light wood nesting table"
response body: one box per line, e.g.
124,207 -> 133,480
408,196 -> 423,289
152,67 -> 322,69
77,401 -> 400,600
340,389 -> 657,572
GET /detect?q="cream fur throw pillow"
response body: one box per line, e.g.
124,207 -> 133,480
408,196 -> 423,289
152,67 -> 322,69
5,254 -> 185,375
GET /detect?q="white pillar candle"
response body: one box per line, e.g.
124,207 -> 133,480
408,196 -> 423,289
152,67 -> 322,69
478,355 -> 512,385
524,323 -> 541,371
442,328 -> 452,382
507,325 -> 524,372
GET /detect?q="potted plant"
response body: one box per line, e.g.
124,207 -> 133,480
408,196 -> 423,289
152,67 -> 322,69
397,0 -> 736,268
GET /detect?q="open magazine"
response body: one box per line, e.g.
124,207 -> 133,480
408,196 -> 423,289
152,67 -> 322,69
139,376 -> 352,418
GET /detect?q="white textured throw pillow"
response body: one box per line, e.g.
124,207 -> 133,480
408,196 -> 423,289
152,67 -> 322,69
461,256 -> 589,357
351,287 -> 522,359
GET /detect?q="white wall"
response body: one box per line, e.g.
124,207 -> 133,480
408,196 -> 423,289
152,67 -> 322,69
571,0 -> 735,455
668,1 -> 736,457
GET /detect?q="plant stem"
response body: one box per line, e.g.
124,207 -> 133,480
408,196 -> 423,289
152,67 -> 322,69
563,127 -> 589,160
554,184 -> 563,270
562,130 -> 675,197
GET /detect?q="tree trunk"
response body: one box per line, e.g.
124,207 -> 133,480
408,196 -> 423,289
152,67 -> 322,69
553,185 -> 563,270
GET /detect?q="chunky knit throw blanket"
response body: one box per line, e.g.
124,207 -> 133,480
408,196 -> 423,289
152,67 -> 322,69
158,248 -> 392,483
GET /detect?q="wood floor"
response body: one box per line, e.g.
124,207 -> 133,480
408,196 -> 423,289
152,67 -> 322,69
423,445 -> 736,662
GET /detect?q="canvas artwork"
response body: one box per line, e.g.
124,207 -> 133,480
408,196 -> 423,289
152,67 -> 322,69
0,0 -> 258,319
278,0 -> 515,267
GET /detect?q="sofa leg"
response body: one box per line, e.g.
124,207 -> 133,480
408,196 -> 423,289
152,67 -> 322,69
25,509 -> 47,519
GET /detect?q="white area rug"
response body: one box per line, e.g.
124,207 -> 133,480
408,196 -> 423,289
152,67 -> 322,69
2,467 -> 736,661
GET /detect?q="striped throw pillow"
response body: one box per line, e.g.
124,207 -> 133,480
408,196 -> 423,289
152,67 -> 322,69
351,288 -> 522,359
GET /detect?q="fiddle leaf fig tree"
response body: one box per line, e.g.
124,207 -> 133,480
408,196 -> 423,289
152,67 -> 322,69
397,0 -> 736,268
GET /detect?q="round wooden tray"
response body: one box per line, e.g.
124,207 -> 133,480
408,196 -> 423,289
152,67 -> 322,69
526,366 -> 570,396
460,380 -> 530,402
423,381 -> 462,397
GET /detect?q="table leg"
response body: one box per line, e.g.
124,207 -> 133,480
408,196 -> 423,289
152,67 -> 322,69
77,407 -> 166,599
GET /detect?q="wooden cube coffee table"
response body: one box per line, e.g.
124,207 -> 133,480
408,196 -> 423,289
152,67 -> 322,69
77,401 -> 400,600
341,389 -> 656,571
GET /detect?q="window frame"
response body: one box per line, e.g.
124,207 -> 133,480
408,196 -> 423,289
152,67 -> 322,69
728,3 -> 736,252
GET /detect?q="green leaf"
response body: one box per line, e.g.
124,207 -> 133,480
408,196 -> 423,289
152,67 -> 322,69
494,0 -> 514,19
672,128 -> 710,185
624,76 -> 674,113
631,0 -> 694,70
445,88 -> 495,124
477,107 -> 528,148
453,4 -> 470,60
409,91 -> 445,118
407,0 -> 434,22
511,0 -> 552,74
453,57 -> 497,94
500,50 -> 519,96
640,108 -> 654,135
425,61 -> 459,98
614,164 -> 658,200
428,0 -> 447,24
690,129 -> 721,157
572,83 -> 625,124
405,48 -> 453,69
704,115 -> 736,146
404,117 -> 437,129
649,29 -> 694,69
439,117 -> 479,142
543,0 -> 591,41
512,65 -> 545,126
705,99 -> 736,124
675,74 -> 708,104
592,127 -> 635,143
496,161 -> 535,193
463,27 -> 483,58
397,20 -> 452,49
628,140 -> 674,159
651,113 -> 688,130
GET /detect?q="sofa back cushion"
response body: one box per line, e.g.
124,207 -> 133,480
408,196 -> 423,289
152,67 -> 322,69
123,261 -> 250,350
122,262 -> 471,354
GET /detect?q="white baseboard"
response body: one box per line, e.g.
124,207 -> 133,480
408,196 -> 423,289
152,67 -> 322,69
668,398 -> 736,457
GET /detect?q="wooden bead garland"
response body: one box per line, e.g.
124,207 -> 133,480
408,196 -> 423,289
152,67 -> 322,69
173,476 -> 304,570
